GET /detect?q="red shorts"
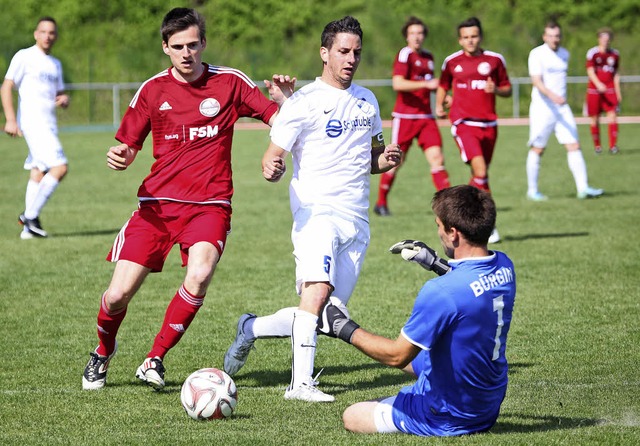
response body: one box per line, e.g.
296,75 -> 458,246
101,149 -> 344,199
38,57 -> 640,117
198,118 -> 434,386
451,122 -> 498,165
391,117 -> 442,152
586,91 -> 619,116
107,201 -> 232,272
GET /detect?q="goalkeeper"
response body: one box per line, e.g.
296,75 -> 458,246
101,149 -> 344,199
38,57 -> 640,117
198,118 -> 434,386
319,185 -> 516,437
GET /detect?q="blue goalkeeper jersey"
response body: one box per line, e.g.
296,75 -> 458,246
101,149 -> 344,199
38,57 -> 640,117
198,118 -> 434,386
392,251 -> 516,436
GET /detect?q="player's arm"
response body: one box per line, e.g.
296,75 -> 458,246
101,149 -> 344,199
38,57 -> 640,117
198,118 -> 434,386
262,141 -> 287,182
370,133 -> 402,174
392,75 -> 438,92
435,86 -> 449,118
1,78 -> 20,137
531,74 -> 565,105
107,143 -> 138,171
264,74 -> 296,127
319,303 -> 421,368
586,67 -> 606,93
613,72 -> 622,103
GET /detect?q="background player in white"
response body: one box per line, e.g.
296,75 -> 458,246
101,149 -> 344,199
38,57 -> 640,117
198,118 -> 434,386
585,27 -> 621,154
224,16 -> 402,402
373,16 -> 450,217
526,21 -> 603,201
81,8 -> 294,391
321,185 -> 516,437
1,17 -> 69,239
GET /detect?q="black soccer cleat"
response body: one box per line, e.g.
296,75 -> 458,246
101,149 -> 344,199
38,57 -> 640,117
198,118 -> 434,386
19,213 -> 48,238
373,204 -> 391,217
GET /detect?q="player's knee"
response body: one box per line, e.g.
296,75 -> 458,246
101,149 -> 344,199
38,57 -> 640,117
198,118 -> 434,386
103,288 -> 133,310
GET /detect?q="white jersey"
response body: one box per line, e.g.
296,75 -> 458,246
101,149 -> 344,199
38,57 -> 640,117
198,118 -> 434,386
270,78 -> 383,221
4,45 -> 64,129
528,43 -> 569,105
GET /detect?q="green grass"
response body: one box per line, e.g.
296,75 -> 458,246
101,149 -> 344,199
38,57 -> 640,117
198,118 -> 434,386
0,123 -> 639,445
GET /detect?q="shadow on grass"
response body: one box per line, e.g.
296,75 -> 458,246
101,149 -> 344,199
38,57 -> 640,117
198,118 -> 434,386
233,362 -> 414,395
503,231 -> 589,242
491,413 -> 603,434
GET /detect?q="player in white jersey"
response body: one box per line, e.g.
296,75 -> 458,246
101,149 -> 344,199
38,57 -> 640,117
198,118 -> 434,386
1,17 -> 69,239
526,21 -> 603,201
224,16 -> 402,402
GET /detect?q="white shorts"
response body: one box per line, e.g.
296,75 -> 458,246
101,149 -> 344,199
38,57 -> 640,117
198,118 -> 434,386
373,397 -> 401,433
291,206 -> 369,305
528,101 -> 578,148
22,124 -> 67,171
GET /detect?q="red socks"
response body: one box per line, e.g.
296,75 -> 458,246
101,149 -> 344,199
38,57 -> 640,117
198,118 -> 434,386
96,293 -> 127,357
470,176 -> 491,193
147,285 -> 204,359
590,124 -> 601,148
431,167 -> 451,191
376,171 -> 395,206
608,123 -> 618,148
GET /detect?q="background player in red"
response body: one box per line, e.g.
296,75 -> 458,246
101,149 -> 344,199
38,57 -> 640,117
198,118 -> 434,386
82,7 -> 294,391
374,16 -> 449,217
586,27 -> 621,154
435,17 -> 511,243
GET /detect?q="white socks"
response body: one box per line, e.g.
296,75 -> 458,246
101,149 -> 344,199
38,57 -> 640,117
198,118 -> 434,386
527,149 -> 589,194
567,150 -> 589,193
252,307 -> 296,338
526,150 -> 541,195
290,310 -> 317,389
24,174 -> 59,220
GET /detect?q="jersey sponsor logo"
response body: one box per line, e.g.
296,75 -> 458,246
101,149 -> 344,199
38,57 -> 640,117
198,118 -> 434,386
477,61 -> 491,76
470,79 -> 488,90
325,116 -> 373,138
189,125 -> 219,140
199,98 -> 220,117
469,266 -> 514,297
159,101 -> 172,111
324,107 -> 335,114
164,134 -> 179,140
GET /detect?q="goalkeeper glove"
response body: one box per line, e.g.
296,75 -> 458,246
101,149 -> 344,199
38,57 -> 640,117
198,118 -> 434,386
389,239 -> 451,276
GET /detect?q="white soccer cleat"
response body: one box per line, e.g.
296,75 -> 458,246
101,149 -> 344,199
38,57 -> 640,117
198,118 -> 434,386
577,186 -> 604,199
284,382 -> 335,403
135,357 -> 166,390
488,228 -> 501,244
284,370 -> 335,403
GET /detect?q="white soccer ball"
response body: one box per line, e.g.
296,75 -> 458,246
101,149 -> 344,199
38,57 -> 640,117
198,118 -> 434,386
180,368 -> 238,420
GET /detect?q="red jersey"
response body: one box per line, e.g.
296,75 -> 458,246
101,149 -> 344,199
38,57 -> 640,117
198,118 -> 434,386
392,46 -> 435,118
439,50 -> 510,123
586,46 -> 620,91
116,63 -> 278,205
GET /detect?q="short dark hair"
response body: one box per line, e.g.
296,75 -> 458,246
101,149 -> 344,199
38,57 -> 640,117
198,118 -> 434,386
458,16 -> 483,38
321,16 -> 363,50
597,26 -> 613,38
402,16 -> 427,39
431,185 -> 496,246
36,16 -> 57,29
161,8 -> 205,43
545,20 -> 561,32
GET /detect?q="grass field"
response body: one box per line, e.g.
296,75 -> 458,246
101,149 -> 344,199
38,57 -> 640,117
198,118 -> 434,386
0,123 -> 639,445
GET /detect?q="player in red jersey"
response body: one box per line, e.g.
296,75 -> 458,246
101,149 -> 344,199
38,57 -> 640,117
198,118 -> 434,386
435,17 -> 511,243
82,7 -> 294,391
585,27 -> 621,154
374,16 -> 450,217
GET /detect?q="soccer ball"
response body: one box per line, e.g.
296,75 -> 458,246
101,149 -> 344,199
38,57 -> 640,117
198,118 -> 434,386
180,368 -> 238,420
